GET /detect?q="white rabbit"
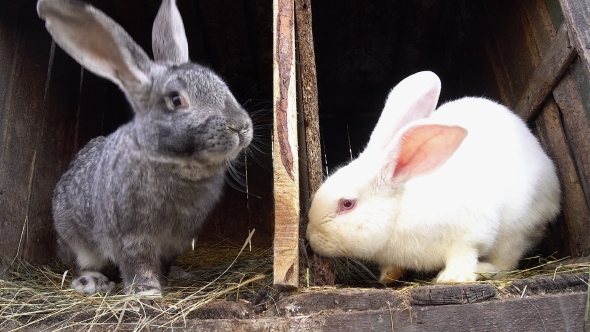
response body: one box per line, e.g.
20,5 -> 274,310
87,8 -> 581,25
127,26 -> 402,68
307,71 -> 561,284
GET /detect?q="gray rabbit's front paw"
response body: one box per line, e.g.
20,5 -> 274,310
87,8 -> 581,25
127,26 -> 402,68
72,271 -> 115,294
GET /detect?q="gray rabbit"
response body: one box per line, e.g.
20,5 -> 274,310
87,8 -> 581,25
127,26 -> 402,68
38,0 -> 253,295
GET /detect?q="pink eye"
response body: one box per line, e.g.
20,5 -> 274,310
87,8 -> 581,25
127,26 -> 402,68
338,198 -> 356,214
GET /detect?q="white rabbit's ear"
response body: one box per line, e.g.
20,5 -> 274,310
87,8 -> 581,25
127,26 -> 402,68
37,0 -> 151,88
152,0 -> 189,64
383,123 -> 467,186
365,71 -> 441,154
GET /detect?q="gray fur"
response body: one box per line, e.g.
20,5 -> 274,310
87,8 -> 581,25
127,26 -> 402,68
38,0 -> 253,294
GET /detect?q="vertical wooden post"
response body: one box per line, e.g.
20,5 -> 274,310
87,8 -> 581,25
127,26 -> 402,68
559,0 -> 590,77
295,0 -> 336,286
273,0 -> 299,289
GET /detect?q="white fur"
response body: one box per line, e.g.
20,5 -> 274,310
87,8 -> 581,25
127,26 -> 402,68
307,71 -> 561,283
72,271 -> 115,294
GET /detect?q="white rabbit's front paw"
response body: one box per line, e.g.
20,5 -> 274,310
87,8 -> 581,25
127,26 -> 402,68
434,268 -> 477,283
72,271 -> 115,294
379,265 -> 404,284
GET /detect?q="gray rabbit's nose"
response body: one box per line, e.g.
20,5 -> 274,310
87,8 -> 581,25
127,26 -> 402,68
227,119 -> 251,134
227,124 -> 241,133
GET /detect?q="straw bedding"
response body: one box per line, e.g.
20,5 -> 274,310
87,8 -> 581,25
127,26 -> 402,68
1,242 -> 588,331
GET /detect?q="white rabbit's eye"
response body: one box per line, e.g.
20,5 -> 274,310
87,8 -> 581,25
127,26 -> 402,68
338,198 -> 356,214
166,92 -> 188,110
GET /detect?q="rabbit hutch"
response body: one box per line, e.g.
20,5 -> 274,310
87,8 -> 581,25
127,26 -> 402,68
0,0 -> 589,330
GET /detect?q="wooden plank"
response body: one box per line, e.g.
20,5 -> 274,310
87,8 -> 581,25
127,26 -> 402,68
294,0 -> 321,211
552,59 -> 590,255
175,292 -> 588,331
273,0 -> 299,289
535,99 -> 590,257
514,24 -> 576,121
266,289 -> 401,317
510,273 -> 588,295
22,45 -> 81,263
559,0 -> 590,77
410,284 -> 496,306
0,0 -> 53,261
484,0 -> 540,107
294,0 -> 335,287
520,0 -> 558,53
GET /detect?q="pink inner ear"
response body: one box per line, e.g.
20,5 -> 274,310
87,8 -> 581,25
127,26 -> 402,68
392,124 -> 467,183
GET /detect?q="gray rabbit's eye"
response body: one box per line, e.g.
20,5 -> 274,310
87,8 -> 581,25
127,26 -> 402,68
171,94 -> 182,106
166,92 -> 188,110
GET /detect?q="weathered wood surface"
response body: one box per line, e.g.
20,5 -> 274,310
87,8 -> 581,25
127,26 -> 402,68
536,100 -> 590,257
559,0 -> 590,77
0,0 -> 63,263
294,0 -> 335,287
410,284 -> 496,306
514,24 -> 576,121
552,59 -> 590,256
294,0 -> 322,199
273,0 -> 299,289
267,289 -> 401,317
484,0 -> 543,108
181,291 -> 588,331
186,300 -> 253,320
510,273 -> 588,295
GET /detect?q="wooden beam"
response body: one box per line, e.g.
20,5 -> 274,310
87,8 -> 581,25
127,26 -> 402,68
514,24 -> 576,121
178,292 -> 589,331
535,100 -> 590,257
552,61 -> 590,256
559,0 -> 590,77
294,0 -> 336,287
273,0 -> 299,290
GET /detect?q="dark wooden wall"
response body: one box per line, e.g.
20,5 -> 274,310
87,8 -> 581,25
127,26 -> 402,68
0,0 -> 274,264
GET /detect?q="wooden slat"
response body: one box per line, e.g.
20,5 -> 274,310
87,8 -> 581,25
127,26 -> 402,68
294,0 -> 335,287
484,0 -> 540,107
514,24 -> 576,121
273,0 -> 299,289
552,59 -> 590,255
559,0 -> 590,77
295,0 -> 321,207
178,292 -> 588,331
535,99 -> 590,257
23,45 -> 81,263
0,0 -> 54,262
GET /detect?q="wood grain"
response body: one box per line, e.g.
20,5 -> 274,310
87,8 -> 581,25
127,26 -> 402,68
273,0 -> 299,289
535,100 -> 590,257
552,59 -> 590,256
559,0 -> 590,76
266,289 -> 401,317
410,284 -> 496,306
179,292 -> 588,331
510,273 -> 588,295
0,0 -> 54,262
514,24 -> 576,121
294,0 -> 336,287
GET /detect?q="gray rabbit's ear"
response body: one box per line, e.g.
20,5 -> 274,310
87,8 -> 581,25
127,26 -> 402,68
152,0 -> 189,64
37,0 -> 152,89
